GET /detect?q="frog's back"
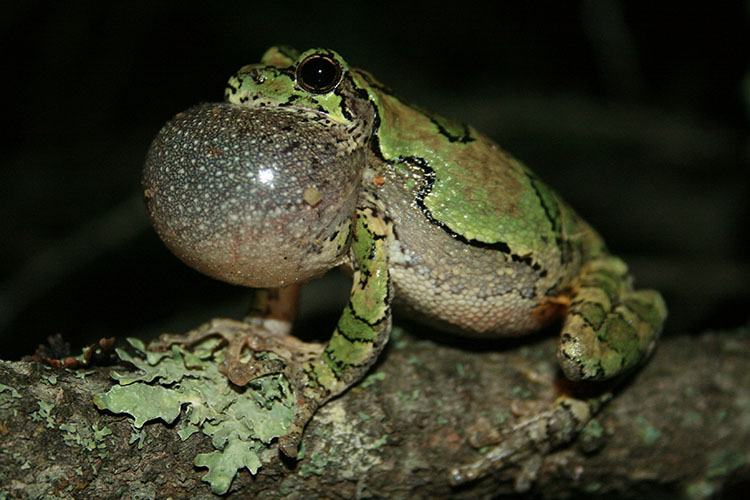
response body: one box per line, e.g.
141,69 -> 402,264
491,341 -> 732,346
364,84 -> 604,336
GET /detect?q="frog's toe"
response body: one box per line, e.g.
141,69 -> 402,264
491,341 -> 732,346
278,430 -> 302,458
220,356 -> 286,386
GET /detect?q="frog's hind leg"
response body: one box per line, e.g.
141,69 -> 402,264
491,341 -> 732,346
557,255 -> 667,381
450,256 -> 666,487
275,206 -> 393,457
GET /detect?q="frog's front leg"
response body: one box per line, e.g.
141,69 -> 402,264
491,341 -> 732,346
275,205 -> 392,456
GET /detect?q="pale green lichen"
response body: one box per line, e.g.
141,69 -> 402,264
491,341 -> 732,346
31,400 -> 56,428
357,411 -> 371,422
0,383 -> 21,416
298,450 -> 328,478
194,439 -> 263,494
71,370 -> 96,380
395,389 -> 420,402
371,435 -> 389,447
634,415 -> 662,445
495,410 -> 510,425
94,337 -> 294,495
706,449 -> 745,479
0,383 -> 21,399
298,402 -> 385,480
59,422 -> 112,456
407,355 -> 421,366
128,424 -> 149,449
360,371 -> 386,388
511,385 -> 533,399
580,417 -> 604,440
390,327 -> 409,350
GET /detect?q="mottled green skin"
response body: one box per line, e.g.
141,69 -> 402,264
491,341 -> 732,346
143,46 -> 667,475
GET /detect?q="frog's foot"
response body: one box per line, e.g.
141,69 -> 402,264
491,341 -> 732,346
150,318 -> 255,350
218,326 -> 324,386
449,395 -> 607,490
150,317 -> 323,362
152,318 -> 324,382
221,332 -> 328,458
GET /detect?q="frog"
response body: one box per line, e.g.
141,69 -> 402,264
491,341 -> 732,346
141,46 -> 667,485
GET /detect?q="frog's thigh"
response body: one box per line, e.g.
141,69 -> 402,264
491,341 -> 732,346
557,256 -> 667,381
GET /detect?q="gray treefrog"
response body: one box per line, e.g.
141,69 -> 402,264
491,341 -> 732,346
142,46 -> 666,484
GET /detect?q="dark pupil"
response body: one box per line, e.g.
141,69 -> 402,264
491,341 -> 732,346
299,56 -> 337,92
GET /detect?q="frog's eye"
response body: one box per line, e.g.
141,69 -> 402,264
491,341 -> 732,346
295,53 -> 342,94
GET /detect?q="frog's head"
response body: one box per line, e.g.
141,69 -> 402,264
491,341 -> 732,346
225,47 -> 377,136
142,47 -> 376,288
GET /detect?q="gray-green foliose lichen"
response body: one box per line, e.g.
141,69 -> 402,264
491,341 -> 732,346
93,338 -> 294,495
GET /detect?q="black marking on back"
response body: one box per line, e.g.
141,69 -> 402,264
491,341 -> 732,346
428,116 -> 475,144
356,67 -> 550,273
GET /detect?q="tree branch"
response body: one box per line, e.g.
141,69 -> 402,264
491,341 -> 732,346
1,326 -> 748,499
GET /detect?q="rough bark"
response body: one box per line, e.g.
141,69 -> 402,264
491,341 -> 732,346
1,326 -> 748,500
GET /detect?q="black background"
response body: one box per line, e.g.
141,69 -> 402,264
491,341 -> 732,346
1,1 -> 747,359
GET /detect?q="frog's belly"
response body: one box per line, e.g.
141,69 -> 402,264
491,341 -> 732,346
384,211 -> 572,337
389,262 -> 556,337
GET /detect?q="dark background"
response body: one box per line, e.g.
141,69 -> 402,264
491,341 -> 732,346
1,1 -> 747,359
